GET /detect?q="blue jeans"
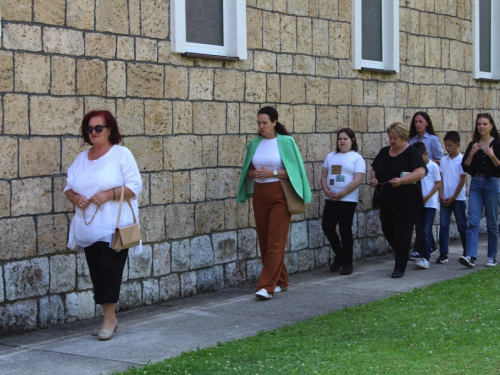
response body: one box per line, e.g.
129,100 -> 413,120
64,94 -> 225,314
466,177 -> 500,259
415,207 -> 436,260
439,200 -> 467,255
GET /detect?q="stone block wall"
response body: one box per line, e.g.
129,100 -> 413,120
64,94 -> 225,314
0,0 -> 497,334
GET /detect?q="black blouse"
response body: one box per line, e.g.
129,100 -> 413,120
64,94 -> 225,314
372,145 -> 427,211
462,138 -> 500,178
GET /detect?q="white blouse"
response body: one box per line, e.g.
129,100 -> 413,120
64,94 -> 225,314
64,145 -> 143,253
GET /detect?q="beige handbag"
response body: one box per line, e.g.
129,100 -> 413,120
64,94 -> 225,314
280,178 -> 306,214
111,187 -> 142,251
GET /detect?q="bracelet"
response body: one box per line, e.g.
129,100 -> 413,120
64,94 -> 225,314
112,188 -> 116,201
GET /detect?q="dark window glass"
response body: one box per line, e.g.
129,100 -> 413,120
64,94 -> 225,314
479,0 -> 491,72
186,0 -> 224,46
362,0 -> 383,62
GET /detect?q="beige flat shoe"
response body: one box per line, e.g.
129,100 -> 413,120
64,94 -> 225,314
91,326 -> 102,336
98,319 -> 118,341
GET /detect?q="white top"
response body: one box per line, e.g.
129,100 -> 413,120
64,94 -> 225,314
64,145 -> 143,253
439,153 -> 466,201
322,151 -> 366,202
421,159 -> 441,209
252,138 -> 284,184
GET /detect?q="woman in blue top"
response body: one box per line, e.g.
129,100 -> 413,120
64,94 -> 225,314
237,107 -> 311,300
408,112 -> 444,164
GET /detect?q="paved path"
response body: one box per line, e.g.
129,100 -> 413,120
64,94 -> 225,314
0,237 -> 487,375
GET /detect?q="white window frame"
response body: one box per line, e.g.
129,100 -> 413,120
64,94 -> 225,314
352,0 -> 399,72
171,0 -> 247,60
473,0 -> 500,80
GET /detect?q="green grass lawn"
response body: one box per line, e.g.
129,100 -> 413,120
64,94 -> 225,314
116,267 -> 500,374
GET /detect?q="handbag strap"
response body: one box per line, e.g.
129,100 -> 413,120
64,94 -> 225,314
115,187 -> 138,229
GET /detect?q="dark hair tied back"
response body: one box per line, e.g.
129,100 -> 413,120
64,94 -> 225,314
257,106 -> 289,135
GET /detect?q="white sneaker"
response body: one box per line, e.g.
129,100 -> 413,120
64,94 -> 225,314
415,257 -> 430,269
255,288 -> 273,299
486,257 -> 497,267
274,285 -> 288,293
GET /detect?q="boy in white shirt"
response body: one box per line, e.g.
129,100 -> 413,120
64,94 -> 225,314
437,131 -> 467,263
412,142 -> 442,269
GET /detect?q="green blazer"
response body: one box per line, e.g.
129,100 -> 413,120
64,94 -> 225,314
236,133 -> 312,203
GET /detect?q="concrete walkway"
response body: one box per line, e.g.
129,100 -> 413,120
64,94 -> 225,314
0,237 -> 488,375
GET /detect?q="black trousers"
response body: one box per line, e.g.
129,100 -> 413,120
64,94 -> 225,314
380,208 -> 417,272
322,200 -> 358,266
84,242 -> 128,305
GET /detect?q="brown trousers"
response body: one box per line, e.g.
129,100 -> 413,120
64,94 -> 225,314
253,181 -> 292,293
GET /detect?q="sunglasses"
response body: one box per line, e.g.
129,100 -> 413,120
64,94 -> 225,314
85,125 -> 109,134
477,113 -> 492,118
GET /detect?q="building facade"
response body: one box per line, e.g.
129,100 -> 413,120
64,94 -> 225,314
0,0 -> 497,334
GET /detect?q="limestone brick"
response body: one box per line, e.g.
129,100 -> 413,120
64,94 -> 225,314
274,0 -> 287,12
316,105 -> 337,133
51,56 -> 76,95
350,80 -> 363,106
189,68 -> 214,100
213,231 -> 237,264
316,58 -> 338,78
408,35 -> 425,66
0,300 -> 38,335
0,51 -> 14,92
173,101 -> 193,134
0,181 -> 9,219
0,136 -> 18,179
49,254 -> 76,293
293,55 -> 315,75
281,15 -> 297,53
318,0 -> 338,19
202,136 -> 218,167
190,170 -> 207,202
38,295 -> 64,327
224,261 -> 246,288
150,171 -> 173,205
338,0 -> 352,22
129,0 -> 141,35
256,0 -> 273,10
158,41 -> 194,66
245,72 -> 267,102
225,198 -> 250,230
247,8 -> 263,49
306,77 -> 329,105
281,75 -> 306,104
209,70 -> 243,104
308,219 -> 323,248
437,85 -> 452,108
2,24 -> 41,52
396,83 -> 408,107
445,16 -> 460,40
246,258 -> 263,282
190,235 -> 214,269
193,102 -> 226,134
330,79 -> 352,105
349,107 -> 368,133
293,105 -> 315,133
1,0 -> 32,21
30,97 -> 83,136
307,133 -> 331,162
297,17 -> 312,54
43,28 -> 84,55
136,38 -> 158,62
206,168 -> 239,200
76,59 -> 106,96
409,85 -> 420,107
117,37 -> 136,60
240,105 -> 260,134
127,63 -> 164,98
34,0 -> 65,25
0,217 -> 36,261
128,246 -> 152,279
159,274 -> 180,302
277,54 -> 293,73
145,100 -> 172,135
367,107 -> 385,133
263,11 -> 281,52
237,228 -> 257,260
290,221 -> 308,250
171,239 -> 190,272
172,171 -> 190,203
125,136 -> 163,172
85,33 -> 116,59
37,214 -> 68,255
12,177 -> 52,216
330,22 -> 350,59
140,205 -> 166,243
67,0 -> 95,30
449,40 -> 465,71
5,258 -> 49,300
465,88 -> 477,109
15,53 -> 50,93
165,66 -> 188,99
196,266 -> 224,293
420,85 -> 437,108
164,136 -> 202,170
218,136 -> 246,167
116,99 -> 145,135
105,61 -> 126,97
385,108 -> 405,129
288,0 -> 309,15
165,203 -> 195,239
141,0 -> 169,39
313,19 -> 329,56
376,82 -> 396,107
452,86 -> 466,109
461,19 -> 472,44
254,51 -> 277,72
96,0 -> 129,34
19,138 -> 60,177
195,201 -> 225,234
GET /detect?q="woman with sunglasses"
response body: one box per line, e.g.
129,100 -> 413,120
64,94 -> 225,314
64,110 -> 142,340
460,113 -> 500,268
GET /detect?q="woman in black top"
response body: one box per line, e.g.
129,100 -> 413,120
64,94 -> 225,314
460,113 -> 500,268
371,122 -> 427,278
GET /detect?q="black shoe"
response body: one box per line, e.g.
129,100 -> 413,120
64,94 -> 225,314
459,255 -> 475,268
391,269 -> 405,278
436,254 -> 449,264
340,264 -> 353,275
329,257 -> 342,272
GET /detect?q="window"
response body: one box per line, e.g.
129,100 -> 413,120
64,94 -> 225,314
473,0 -> 500,80
171,0 -> 247,60
352,0 -> 399,72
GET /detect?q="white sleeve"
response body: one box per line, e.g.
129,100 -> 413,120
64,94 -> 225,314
354,154 -> 366,173
120,147 -> 142,198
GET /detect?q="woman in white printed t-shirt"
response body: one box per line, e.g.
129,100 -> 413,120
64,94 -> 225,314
321,128 -> 366,275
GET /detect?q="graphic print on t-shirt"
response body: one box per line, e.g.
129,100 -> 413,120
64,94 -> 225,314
330,164 -> 344,185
